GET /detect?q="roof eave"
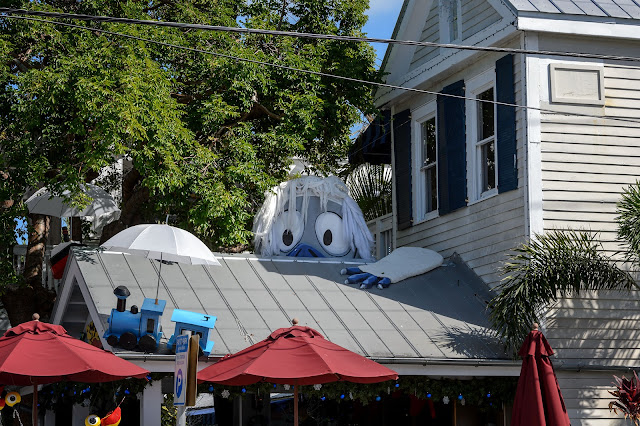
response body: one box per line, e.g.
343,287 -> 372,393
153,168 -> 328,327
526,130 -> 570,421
517,11 -> 640,39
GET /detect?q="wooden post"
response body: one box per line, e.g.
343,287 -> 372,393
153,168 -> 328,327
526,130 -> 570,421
33,384 -> 38,426
294,385 -> 299,426
186,334 -> 199,406
453,400 -> 457,426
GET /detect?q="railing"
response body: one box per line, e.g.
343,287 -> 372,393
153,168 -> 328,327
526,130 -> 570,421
366,213 -> 393,260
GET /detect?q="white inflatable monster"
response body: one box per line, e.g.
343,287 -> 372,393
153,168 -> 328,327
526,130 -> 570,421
253,176 -> 443,289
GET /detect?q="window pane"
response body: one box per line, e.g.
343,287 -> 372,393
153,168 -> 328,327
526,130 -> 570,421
449,0 -> 459,40
481,140 -> 496,192
421,118 -> 437,167
477,88 -> 494,141
426,166 -> 438,213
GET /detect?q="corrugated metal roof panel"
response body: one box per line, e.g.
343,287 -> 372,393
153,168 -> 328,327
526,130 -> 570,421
506,0 -> 640,18
70,250 -> 507,360
613,0 -> 640,18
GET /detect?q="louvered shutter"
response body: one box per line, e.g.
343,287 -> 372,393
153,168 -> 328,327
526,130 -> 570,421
394,109 -> 413,230
496,54 -> 518,193
437,80 -> 467,215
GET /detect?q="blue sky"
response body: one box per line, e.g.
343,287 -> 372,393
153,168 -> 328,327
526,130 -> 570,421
363,0 -> 405,67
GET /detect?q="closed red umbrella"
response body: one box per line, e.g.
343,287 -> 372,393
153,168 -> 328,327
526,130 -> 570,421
198,324 -> 398,426
0,319 -> 149,425
511,325 -> 570,426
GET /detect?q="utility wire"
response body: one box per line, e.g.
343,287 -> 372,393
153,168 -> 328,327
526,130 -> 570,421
7,14 -> 640,126
3,7 -> 640,63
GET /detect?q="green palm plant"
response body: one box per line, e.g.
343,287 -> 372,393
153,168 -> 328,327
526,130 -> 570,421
489,182 -> 640,354
344,163 -> 392,222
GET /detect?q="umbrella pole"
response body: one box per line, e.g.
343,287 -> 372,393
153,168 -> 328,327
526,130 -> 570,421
294,385 -> 299,426
33,384 -> 38,426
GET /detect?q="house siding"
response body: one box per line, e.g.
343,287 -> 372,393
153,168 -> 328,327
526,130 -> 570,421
555,370 -> 631,426
397,39 -> 526,289
539,37 -> 640,256
409,0 -> 440,72
462,0 -> 501,40
537,34 -> 640,426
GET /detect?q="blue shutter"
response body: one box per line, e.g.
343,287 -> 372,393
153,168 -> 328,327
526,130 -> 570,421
496,54 -> 517,193
394,109 -> 413,230
437,80 -> 467,215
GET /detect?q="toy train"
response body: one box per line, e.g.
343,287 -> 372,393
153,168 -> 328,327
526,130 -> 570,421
103,286 -> 216,355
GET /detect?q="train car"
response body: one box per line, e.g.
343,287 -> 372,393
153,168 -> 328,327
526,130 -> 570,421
103,286 -> 166,352
167,309 -> 216,356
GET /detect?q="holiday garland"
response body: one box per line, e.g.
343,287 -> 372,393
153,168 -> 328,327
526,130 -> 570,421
30,374 -> 518,415
198,376 -> 518,407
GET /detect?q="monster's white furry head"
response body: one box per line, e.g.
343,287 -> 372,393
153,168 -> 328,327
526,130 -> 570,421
253,176 -> 374,260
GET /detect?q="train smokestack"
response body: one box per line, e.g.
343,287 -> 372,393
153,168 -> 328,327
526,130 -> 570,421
114,286 -> 131,313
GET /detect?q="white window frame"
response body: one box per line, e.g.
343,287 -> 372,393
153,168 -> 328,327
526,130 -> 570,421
412,101 -> 439,223
466,69 -> 498,203
440,0 -> 462,43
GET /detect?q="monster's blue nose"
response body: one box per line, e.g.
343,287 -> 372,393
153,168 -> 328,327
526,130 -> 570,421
287,243 -> 325,258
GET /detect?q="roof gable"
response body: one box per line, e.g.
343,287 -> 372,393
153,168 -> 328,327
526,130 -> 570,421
382,0 -> 515,87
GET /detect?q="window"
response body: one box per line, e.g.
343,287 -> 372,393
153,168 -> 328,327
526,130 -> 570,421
413,102 -> 438,221
449,0 -> 459,41
146,318 -> 155,333
476,88 -> 496,194
467,70 -> 498,201
421,118 -> 438,214
441,0 -> 461,43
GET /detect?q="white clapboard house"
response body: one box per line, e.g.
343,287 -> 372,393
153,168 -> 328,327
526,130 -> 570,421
356,0 -> 640,424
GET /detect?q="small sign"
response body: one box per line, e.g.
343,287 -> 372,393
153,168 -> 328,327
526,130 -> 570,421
174,334 -> 189,406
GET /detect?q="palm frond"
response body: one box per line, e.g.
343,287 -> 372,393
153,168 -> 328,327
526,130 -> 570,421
489,229 -> 636,355
345,163 -> 392,222
617,181 -> 640,264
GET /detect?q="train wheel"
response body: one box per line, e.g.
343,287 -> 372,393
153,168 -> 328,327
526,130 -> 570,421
106,335 -> 119,347
120,332 -> 137,350
138,334 -> 157,353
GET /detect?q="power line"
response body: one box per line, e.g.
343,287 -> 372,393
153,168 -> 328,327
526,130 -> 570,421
6,14 -> 640,127
3,7 -> 640,63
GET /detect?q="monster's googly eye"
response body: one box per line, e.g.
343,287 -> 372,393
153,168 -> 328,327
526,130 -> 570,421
315,212 -> 349,256
85,414 -> 101,426
273,211 -> 304,253
5,392 -> 20,407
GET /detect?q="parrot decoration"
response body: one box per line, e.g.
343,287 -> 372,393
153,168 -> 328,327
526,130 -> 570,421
0,388 -> 22,411
85,406 -> 121,426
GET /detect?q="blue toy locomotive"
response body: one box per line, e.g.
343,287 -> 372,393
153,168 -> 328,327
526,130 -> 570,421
103,285 -> 217,355
103,286 -> 166,352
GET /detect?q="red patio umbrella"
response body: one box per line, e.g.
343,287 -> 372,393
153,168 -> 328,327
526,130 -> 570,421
198,324 -> 398,426
511,325 -> 570,426
0,318 -> 150,425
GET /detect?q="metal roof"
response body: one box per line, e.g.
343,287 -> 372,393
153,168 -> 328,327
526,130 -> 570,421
64,249 -> 508,361
509,0 -> 640,19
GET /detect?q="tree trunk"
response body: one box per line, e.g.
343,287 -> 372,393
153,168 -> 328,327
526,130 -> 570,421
1,213 -> 57,325
23,214 -> 49,288
99,169 -> 149,243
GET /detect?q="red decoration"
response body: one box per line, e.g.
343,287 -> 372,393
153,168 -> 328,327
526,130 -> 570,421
102,406 -> 122,426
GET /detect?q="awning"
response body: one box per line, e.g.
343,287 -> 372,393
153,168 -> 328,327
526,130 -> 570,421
349,110 -> 392,165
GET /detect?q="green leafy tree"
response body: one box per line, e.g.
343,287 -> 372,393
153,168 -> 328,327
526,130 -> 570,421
0,0 -> 380,324
489,182 -> 640,354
